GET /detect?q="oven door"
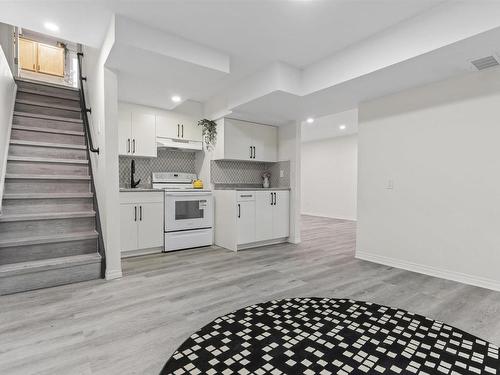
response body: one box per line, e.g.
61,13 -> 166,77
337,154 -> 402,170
165,192 -> 213,232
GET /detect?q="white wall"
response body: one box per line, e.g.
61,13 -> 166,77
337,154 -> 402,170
357,67 -> 500,291
0,45 -> 16,216
279,121 -> 301,244
301,135 -> 357,220
83,16 -> 122,280
0,23 -> 15,75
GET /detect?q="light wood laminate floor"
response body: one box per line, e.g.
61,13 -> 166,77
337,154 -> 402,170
1,215 -> 500,375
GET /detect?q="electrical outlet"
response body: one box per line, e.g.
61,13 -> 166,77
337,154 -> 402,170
280,170 -> 284,178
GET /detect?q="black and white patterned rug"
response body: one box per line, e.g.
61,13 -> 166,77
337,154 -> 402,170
161,298 -> 499,375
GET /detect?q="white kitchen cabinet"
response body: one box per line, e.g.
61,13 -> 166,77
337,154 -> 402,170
255,190 -> 289,241
118,103 -> 157,157
214,118 -> 278,162
237,196 -> 256,245
156,112 -> 202,142
214,189 -> 289,251
119,192 -> 164,256
272,191 -> 290,238
255,191 -> 274,241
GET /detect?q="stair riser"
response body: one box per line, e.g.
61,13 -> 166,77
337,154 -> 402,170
15,81 -> 80,100
0,238 -> 97,265
4,179 -> 90,194
13,115 -> 83,132
7,161 -> 89,176
11,128 -> 85,145
17,91 -> 80,109
8,144 -> 87,160
15,102 -> 81,120
2,198 -> 93,215
0,260 -> 101,295
0,217 -> 96,240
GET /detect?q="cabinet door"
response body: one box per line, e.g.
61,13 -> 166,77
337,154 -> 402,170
237,201 -> 256,245
118,108 -> 132,155
131,111 -> 157,157
273,191 -> 290,238
253,124 -> 278,162
137,202 -> 164,249
19,38 -> 37,72
156,113 -> 180,139
179,116 -> 202,141
224,119 -> 254,160
255,191 -> 274,242
37,43 -> 64,77
120,204 -> 138,252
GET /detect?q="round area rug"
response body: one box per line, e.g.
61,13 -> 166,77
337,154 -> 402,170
161,298 -> 499,375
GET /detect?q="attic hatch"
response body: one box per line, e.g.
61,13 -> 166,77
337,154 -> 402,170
470,55 -> 500,71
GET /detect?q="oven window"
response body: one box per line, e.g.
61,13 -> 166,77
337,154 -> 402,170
175,200 -> 205,220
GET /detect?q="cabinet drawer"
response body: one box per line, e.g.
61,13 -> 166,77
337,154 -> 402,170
120,191 -> 164,204
237,192 -> 256,201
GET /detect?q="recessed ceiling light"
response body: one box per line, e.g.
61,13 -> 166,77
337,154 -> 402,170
339,124 -> 346,130
171,95 -> 181,103
306,117 -> 314,124
44,22 -> 59,32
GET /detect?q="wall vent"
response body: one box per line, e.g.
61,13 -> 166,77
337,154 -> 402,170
470,56 -> 499,71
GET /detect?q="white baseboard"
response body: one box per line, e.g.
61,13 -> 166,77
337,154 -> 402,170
301,212 -> 357,221
356,251 -> 500,292
105,269 -> 123,280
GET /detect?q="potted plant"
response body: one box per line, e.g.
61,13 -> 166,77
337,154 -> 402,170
262,171 -> 271,188
197,119 -> 217,150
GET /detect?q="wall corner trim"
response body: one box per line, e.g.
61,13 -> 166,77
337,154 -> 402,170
355,251 -> 500,292
105,269 -> 123,280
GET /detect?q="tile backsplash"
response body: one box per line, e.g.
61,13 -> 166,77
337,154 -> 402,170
211,160 -> 290,189
119,149 -> 196,188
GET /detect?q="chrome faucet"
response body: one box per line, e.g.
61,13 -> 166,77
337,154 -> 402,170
130,159 -> 141,188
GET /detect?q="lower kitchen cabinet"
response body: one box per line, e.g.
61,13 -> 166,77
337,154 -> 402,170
214,190 -> 290,251
120,192 -> 164,255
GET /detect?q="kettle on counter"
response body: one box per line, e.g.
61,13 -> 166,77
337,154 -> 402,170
192,179 -> 204,189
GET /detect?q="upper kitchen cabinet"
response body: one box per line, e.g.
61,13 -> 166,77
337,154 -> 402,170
213,118 -> 278,162
156,112 -> 202,142
118,103 -> 157,157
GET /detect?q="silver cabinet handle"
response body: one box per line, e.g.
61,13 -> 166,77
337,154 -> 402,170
253,146 -> 256,159
177,124 -> 180,138
134,206 -> 137,221
240,194 -> 253,198
249,146 -> 252,159
139,205 -> 142,221
127,138 -> 130,153
181,124 -> 184,138
132,139 -> 136,153
274,192 -> 277,205
238,204 -> 241,218
270,192 -> 273,205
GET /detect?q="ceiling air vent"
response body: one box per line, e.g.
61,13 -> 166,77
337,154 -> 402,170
470,56 -> 500,71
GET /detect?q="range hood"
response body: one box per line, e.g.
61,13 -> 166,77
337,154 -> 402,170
156,137 -> 202,151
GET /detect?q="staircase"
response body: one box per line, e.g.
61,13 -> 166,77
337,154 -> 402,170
0,78 -> 102,295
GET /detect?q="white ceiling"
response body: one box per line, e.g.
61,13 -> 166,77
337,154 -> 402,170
2,0 -> 500,130
301,109 -> 358,143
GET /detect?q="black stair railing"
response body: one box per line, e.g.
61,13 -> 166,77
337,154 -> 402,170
76,52 -> 99,154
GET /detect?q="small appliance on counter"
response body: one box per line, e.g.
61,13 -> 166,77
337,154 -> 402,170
152,172 -> 213,252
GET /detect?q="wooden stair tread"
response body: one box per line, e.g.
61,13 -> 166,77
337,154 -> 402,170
0,210 -> 96,222
16,87 -> 80,101
3,192 -> 93,199
13,111 -> 83,123
15,77 -> 80,92
12,124 -> 84,136
16,99 -> 81,112
0,231 -> 98,248
8,156 -> 89,164
9,139 -> 87,149
0,253 -> 101,277
5,173 -> 90,180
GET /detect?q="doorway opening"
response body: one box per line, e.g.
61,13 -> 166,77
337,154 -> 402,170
17,28 -> 78,88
